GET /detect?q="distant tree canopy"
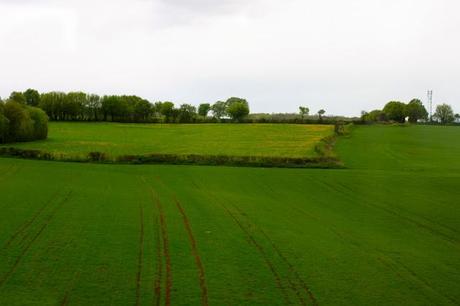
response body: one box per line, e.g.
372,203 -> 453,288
317,109 -> 326,121
360,98 -> 459,125
226,97 -> 250,122
434,104 -> 455,124
24,89 -> 40,106
198,103 -> 211,117
211,101 -> 227,120
299,106 -> 309,118
406,99 -> 428,123
0,100 -> 48,143
383,101 -> 407,123
5,89 -> 253,124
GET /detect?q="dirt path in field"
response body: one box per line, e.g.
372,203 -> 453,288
2,190 -> 61,250
0,190 -> 72,289
174,197 -> 209,306
135,204 -> 145,306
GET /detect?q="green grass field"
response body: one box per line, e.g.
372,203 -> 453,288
0,124 -> 459,305
0,122 -> 334,159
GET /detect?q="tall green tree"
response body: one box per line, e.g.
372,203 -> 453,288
133,98 -> 152,122
198,103 -> 211,118
434,104 -> 455,124
211,101 -> 227,120
0,102 -> 9,143
299,106 -> 309,119
178,104 -> 197,123
406,99 -> 428,123
160,102 -> 175,122
9,91 -> 26,104
227,100 -> 250,122
24,89 -> 40,106
383,101 -> 407,123
317,109 -> 326,121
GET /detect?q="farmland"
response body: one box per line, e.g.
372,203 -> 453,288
0,122 -> 334,159
0,125 -> 459,305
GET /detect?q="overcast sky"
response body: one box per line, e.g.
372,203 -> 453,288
0,0 -> 459,116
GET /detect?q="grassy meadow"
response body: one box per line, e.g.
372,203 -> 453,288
0,122 -> 334,159
0,124 -> 459,305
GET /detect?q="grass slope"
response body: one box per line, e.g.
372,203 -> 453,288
0,125 -> 459,305
0,122 -> 334,159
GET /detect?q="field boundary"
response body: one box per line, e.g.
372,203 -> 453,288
0,123 -> 351,168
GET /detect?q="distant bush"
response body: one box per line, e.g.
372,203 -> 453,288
3,101 -> 34,141
27,106 -> 48,140
88,151 -> 108,162
0,112 -> 9,143
0,101 -> 48,143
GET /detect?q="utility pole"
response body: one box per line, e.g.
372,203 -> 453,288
427,90 -> 433,122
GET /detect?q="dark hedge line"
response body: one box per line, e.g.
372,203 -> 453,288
0,147 -> 343,168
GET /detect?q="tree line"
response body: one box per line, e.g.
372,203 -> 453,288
361,99 -> 459,124
2,89 -> 250,123
0,99 -> 48,144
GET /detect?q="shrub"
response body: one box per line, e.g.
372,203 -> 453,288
1,101 -> 48,143
27,106 -> 49,140
3,101 -> 34,141
88,151 -> 108,162
0,113 -> 9,144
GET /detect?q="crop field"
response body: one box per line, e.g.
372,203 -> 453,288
0,125 -> 459,305
0,122 -> 334,159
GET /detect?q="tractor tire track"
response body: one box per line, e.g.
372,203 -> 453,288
0,165 -> 20,183
154,215 -> 163,306
2,190 -> 61,250
144,181 -> 172,306
231,204 -> 318,306
60,271 -> 81,306
317,178 -> 460,246
174,197 -> 209,306
158,197 -> 172,306
141,176 -> 166,306
220,203 -> 292,305
135,204 -> 145,306
0,190 -> 72,289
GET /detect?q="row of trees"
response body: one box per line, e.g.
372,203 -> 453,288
4,90 -> 250,123
361,99 -> 459,124
0,100 -> 48,143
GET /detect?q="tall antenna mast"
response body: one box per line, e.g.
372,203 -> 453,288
427,90 -> 433,121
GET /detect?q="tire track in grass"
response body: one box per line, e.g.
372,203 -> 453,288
0,164 -> 20,183
219,202 -> 292,305
230,204 -> 317,306
232,204 -> 318,305
317,178 -> 460,246
2,190 -> 61,250
0,190 -> 73,289
158,196 -> 172,306
143,179 -> 171,306
153,214 -> 163,306
173,197 -> 209,306
59,271 -> 81,306
135,204 -> 145,306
